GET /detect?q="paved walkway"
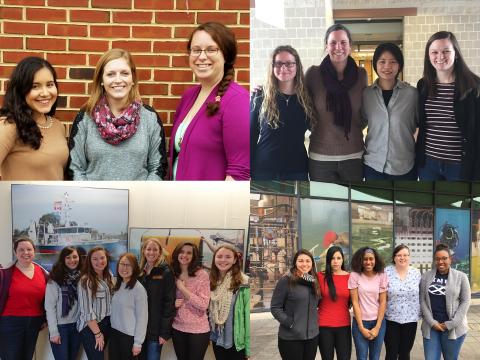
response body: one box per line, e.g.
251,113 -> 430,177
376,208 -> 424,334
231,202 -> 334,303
251,300 -> 480,359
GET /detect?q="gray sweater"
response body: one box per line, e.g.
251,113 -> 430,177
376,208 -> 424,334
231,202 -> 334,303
420,267 -> 471,339
270,273 -> 319,341
69,105 -> 164,180
111,281 -> 148,347
45,280 -> 80,338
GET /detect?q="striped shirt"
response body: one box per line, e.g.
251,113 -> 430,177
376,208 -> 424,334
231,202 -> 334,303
77,278 -> 112,332
425,83 -> 462,161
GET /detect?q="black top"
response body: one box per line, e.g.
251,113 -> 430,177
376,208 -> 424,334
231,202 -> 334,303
428,271 -> 449,323
137,263 -> 176,341
382,89 -> 393,107
250,89 -> 310,179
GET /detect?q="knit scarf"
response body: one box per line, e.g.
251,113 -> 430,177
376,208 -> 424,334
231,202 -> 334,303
209,271 -> 233,332
92,96 -> 142,145
61,269 -> 80,317
320,55 -> 359,140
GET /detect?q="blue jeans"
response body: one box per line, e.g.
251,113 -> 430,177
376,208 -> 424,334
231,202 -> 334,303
418,156 -> 462,180
50,322 -> 81,360
363,164 -> 417,180
0,315 -> 43,360
139,339 -> 163,360
352,318 -> 386,360
80,316 -> 111,360
423,329 -> 466,360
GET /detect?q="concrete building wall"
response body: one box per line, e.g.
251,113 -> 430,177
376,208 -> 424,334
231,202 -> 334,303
250,0 -> 332,87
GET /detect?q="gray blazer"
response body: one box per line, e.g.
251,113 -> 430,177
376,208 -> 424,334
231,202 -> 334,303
420,267 -> 470,339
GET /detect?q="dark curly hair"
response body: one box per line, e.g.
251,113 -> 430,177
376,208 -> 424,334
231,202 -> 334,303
0,56 -> 58,149
49,246 -> 82,286
350,246 -> 385,274
187,22 -> 237,116
171,242 -> 202,278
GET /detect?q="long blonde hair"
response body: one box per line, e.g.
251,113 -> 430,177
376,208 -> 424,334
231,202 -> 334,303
257,45 -> 315,129
84,48 -> 141,115
139,237 -> 167,272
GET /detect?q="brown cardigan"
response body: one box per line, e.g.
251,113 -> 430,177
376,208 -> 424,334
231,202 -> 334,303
305,64 -> 367,157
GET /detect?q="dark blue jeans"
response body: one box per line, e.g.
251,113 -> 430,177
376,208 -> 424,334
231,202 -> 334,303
352,318 -> 386,360
418,156 -> 462,180
0,315 -> 43,360
80,316 -> 111,360
253,171 -> 309,181
50,322 -> 81,360
363,164 -> 417,180
139,339 -> 163,360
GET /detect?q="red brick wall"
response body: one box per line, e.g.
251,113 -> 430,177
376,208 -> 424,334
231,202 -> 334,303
0,0 -> 250,138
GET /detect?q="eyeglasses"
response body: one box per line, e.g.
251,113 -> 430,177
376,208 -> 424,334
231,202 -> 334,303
273,61 -> 296,69
434,256 -> 450,262
189,47 -> 219,57
119,262 -> 132,268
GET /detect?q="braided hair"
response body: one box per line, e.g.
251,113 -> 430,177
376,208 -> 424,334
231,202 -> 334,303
187,22 -> 237,116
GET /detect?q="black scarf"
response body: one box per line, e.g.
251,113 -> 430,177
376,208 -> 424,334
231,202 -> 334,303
320,55 -> 359,139
61,269 -> 80,317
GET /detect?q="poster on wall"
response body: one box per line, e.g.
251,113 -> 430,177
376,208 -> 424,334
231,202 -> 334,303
435,208 -> 470,276
351,203 -> 393,264
472,210 -> 480,295
11,184 -> 129,271
300,198 -> 350,271
394,206 -> 434,273
129,228 -> 245,270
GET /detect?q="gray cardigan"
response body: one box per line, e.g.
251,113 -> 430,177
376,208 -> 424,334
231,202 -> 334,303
270,273 -> 319,341
420,267 -> 470,339
45,280 -> 80,338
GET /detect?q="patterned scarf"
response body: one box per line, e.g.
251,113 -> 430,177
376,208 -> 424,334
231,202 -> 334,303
92,96 -> 142,145
209,271 -> 234,332
61,269 -> 80,317
320,55 -> 359,140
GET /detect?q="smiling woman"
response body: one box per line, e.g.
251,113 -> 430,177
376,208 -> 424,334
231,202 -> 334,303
68,48 -> 167,180
0,57 -> 68,180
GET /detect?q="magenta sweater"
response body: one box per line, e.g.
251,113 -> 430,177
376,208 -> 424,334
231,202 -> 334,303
169,81 -> 250,180
172,269 -> 210,334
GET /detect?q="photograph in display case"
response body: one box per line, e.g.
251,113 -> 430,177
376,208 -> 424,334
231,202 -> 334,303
11,184 -> 129,271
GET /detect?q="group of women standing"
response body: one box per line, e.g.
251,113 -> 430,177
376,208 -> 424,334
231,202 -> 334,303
0,21 -> 249,181
0,237 -> 250,360
251,24 -> 480,181
271,243 -> 471,360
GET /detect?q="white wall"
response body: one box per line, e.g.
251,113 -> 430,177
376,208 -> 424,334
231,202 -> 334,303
0,181 -> 250,360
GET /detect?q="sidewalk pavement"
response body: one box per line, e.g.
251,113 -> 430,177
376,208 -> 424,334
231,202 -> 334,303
251,299 -> 480,359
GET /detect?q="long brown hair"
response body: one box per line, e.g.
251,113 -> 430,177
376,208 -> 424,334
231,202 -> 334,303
114,252 -> 140,291
289,249 -> 320,296
187,22 -> 237,116
84,48 -> 141,115
258,45 -> 315,129
171,242 -> 201,278
49,246 -> 82,286
422,31 -> 480,99
80,247 -> 113,297
209,244 -> 244,292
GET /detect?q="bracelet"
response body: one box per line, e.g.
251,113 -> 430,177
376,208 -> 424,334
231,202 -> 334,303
93,331 -> 101,336
95,332 -> 103,338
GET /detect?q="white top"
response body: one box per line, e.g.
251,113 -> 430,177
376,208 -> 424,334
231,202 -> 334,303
77,278 -> 112,332
385,265 -> 421,324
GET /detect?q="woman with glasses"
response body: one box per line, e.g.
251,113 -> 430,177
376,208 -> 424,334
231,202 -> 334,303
420,244 -> 471,360
250,45 -> 315,180
168,22 -> 249,180
349,247 -> 388,360
417,31 -> 480,180
305,23 -> 367,181
109,253 -> 148,360
384,245 -> 421,360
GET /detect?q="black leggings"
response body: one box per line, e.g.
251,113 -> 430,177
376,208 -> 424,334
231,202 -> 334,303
109,328 -> 134,360
317,326 -> 351,360
172,328 -> 210,360
384,320 -> 417,360
212,341 -> 245,360
278,336 -> 318,360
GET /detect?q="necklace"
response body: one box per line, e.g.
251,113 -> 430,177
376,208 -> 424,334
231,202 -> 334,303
177,121 -> 188,148
281,93 -> 293,106
37,115 -> 53,129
